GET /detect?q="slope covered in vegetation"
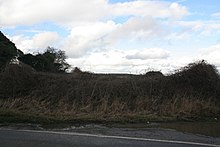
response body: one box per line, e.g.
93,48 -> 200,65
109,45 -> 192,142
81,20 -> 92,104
0,31 -> 23,71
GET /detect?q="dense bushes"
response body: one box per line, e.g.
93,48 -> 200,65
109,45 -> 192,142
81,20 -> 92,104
0,61 -> 219,119
0,63 -> 36,98
18,47 -> 70,73
169,61 -> 220,100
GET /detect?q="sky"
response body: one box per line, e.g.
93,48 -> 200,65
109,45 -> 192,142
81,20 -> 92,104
0,0 -> 220,74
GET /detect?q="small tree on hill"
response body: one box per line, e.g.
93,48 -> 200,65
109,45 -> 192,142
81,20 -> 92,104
19,47 -> 70,73
45,46 -> 70,72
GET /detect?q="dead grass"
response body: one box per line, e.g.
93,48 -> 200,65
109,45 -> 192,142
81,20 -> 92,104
0,61 -> 219,123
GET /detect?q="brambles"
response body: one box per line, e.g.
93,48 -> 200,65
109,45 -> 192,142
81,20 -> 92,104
0,61 -> 219,122
0,63 -> 36,99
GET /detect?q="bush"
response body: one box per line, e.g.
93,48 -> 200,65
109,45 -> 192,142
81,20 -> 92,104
170,61 -> 220,100
0,63 -> 36,98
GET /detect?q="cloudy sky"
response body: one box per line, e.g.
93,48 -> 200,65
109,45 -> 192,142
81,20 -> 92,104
1,0 -> 220,74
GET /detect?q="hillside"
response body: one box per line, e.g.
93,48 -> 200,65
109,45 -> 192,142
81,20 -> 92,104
0,31 -> 23,71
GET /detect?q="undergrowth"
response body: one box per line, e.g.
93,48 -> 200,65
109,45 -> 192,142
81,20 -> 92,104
0,61 -> 219,123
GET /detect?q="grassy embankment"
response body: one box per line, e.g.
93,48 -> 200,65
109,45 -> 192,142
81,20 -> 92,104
0,61 -> 219,125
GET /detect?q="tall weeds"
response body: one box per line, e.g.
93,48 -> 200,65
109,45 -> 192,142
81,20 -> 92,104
0,61 -> 219,121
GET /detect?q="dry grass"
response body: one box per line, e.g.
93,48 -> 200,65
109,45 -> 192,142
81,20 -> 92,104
0,61 -> 219,123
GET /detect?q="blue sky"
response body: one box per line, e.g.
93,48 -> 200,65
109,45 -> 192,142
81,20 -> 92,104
0,0 -> 220,73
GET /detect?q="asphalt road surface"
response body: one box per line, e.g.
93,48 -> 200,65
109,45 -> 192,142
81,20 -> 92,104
0,125 -> 219,147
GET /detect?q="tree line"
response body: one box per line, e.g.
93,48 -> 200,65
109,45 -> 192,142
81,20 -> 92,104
0,31 -> 70,72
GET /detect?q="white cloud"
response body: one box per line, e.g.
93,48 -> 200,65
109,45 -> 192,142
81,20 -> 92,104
198,44 -> 220,67
173,20 -> 220,35
0,0 -> 108,26
8,17 -> 166,58
110,1 -> 188,19
66,48 -> 172,74
109,17 -> 164,41
63,21 -> 118,58
212,12 -> 220,19
32,32 -> 60,49
10,35 -> 33,53
0,0 -> 190,60
62,17 -> 168,58
168,2 -> 188,19
126,48 -> 170,60
67,49 -> 132,73
0,0 -> 188,27
10,31 -> 59,53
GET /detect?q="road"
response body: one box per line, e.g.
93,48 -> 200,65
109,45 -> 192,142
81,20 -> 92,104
0,125 -> 219,147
